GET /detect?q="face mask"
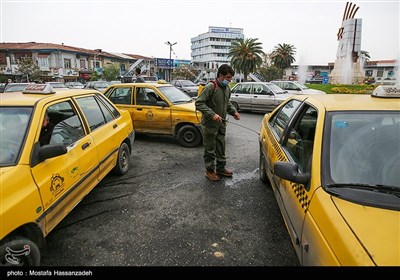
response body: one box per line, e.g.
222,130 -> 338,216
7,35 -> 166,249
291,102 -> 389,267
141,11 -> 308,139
221,79 -> 229,86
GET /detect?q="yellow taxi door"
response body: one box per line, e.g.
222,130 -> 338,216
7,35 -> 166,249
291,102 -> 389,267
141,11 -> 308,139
74,95 -> 121,178
31,99 -> 99,234
273,104 -> 318,261
133,86 -> 172,134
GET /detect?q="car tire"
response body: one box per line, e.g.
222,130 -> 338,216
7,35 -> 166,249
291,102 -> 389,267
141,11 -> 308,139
113,142 -> 130,175
0,236 -> 40,266
177,125 -> 202,148
231,102 -> 239,112
259,147 -> 270,185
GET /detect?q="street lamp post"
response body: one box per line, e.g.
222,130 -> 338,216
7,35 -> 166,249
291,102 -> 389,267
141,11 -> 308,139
165,41 -> 177,82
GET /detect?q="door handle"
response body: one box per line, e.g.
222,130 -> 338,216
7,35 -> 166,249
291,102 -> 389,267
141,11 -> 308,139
137,108 -> 143,111
81,142 -> 90,150
113,123 -> 118,129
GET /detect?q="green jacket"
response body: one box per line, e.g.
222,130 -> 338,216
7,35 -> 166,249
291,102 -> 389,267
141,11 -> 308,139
195,82 -> 237,124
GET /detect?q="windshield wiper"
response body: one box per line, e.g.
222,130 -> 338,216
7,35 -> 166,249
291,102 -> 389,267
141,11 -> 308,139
326,183 -> 400,194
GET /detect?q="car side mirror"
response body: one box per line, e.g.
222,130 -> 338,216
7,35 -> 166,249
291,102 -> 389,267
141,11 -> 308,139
274,161 -> 310,185
39,144 -> 67,161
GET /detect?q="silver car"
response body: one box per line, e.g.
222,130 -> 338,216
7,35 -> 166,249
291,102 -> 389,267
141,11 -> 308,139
230,82 -> 292,113
65,81 -> 84,89
171,79 -> 199,98
3,83 -> 33,93
270,80 -> 326,95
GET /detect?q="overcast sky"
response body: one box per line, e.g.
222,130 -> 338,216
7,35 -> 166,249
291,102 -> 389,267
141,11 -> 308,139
1,0 -> 399,65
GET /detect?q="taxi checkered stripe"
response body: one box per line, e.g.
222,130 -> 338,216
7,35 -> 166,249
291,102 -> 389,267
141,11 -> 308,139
292,182 -> 309,212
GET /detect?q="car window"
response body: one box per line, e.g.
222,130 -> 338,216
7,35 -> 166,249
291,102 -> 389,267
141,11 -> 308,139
97,93 -> 120,118
232,83 -> 252,94
181,80 -> 196,87
268,83 -> 287,94
283,105 -> 317,175
269,99 -> 302,140
96,97 -> 114,123
253,85 -> 264,94
145,88 -> 162,102
76,96 -> 108,131
285,82 -> 298,90
0,107 -> 32,166
107,87 -> 132,105
47,101 -> 85,147
273,81 -> 283,88
158,86 -> 192,103
259,84 -> 273,95
135,87 -> 160,105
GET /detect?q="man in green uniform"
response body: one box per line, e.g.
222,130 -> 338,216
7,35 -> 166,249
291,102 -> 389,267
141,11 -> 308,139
195,64 -> 240,181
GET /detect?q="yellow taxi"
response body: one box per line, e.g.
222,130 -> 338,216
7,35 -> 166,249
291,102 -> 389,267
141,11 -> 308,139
259,85 -> 400,266
103,83 -> 202,147
0,84 -> 134,266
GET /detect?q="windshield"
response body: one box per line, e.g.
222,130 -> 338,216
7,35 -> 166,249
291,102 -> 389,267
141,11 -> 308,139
158,86 -> 192,103
95,82 -> 110,88
269,83 -> 287,94
293,81 -> 308,90
70,82 -> 83,87
5,84 -> 30,93
144,76 -> 157,82
325,111 -> 400,189
49,83 -> 66,88
181,80 -> 196,87
0,107 -> 33,166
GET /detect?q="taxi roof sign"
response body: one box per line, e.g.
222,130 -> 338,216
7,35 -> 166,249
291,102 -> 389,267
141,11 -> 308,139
371,85 -> 400,98
23,84 -> 56,94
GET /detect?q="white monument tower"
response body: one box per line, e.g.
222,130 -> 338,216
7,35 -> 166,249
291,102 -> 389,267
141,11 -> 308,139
330,2 -> 364,84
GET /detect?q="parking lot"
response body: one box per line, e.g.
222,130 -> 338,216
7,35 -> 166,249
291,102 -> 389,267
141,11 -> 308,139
40,112 -> 299,266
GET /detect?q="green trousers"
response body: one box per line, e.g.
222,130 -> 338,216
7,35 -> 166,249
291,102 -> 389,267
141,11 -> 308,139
201,121 -> 226,172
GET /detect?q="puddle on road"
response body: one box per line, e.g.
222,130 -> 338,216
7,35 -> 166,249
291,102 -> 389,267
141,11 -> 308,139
224,168 -> 259,188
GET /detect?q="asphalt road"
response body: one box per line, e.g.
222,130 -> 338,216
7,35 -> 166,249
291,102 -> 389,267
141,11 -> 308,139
41,112 -> 299,267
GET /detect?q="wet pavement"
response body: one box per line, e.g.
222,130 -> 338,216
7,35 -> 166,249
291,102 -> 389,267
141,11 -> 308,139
41,112 -> 299,267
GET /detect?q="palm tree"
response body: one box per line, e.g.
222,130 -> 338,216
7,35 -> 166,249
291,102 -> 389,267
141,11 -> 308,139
270,43 -> 296,76
360,50 -> 371,65
228,38 -> 264,81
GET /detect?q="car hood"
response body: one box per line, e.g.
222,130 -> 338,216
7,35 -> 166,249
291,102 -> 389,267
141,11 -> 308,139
171,101 -> 198,111
0,166 -> 13,175
183,86 -> 199,92
300,89 -> 326,95
332,196 -> 400,265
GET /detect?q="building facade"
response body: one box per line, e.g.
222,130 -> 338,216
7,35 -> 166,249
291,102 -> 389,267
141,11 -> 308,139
0,43 -> 155,83
190,26 -> 244,81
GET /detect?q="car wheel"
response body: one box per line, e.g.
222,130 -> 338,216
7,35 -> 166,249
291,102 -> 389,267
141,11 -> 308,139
259,147 -> 270,185
0,236 -> 40,266
232,102 -> 239,112
177,125 -> 202,148
113,142 -> 130,175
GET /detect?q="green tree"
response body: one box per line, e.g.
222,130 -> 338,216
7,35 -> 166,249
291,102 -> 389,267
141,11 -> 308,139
271,43 -> 296,75
228,38 -> 264,81
17,59 -> 43,82
360,50 -> 370,64
172,65 -> 199,81
102,64 -> 120,81
258,65 -> 282,82
91,71 -> 102,81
